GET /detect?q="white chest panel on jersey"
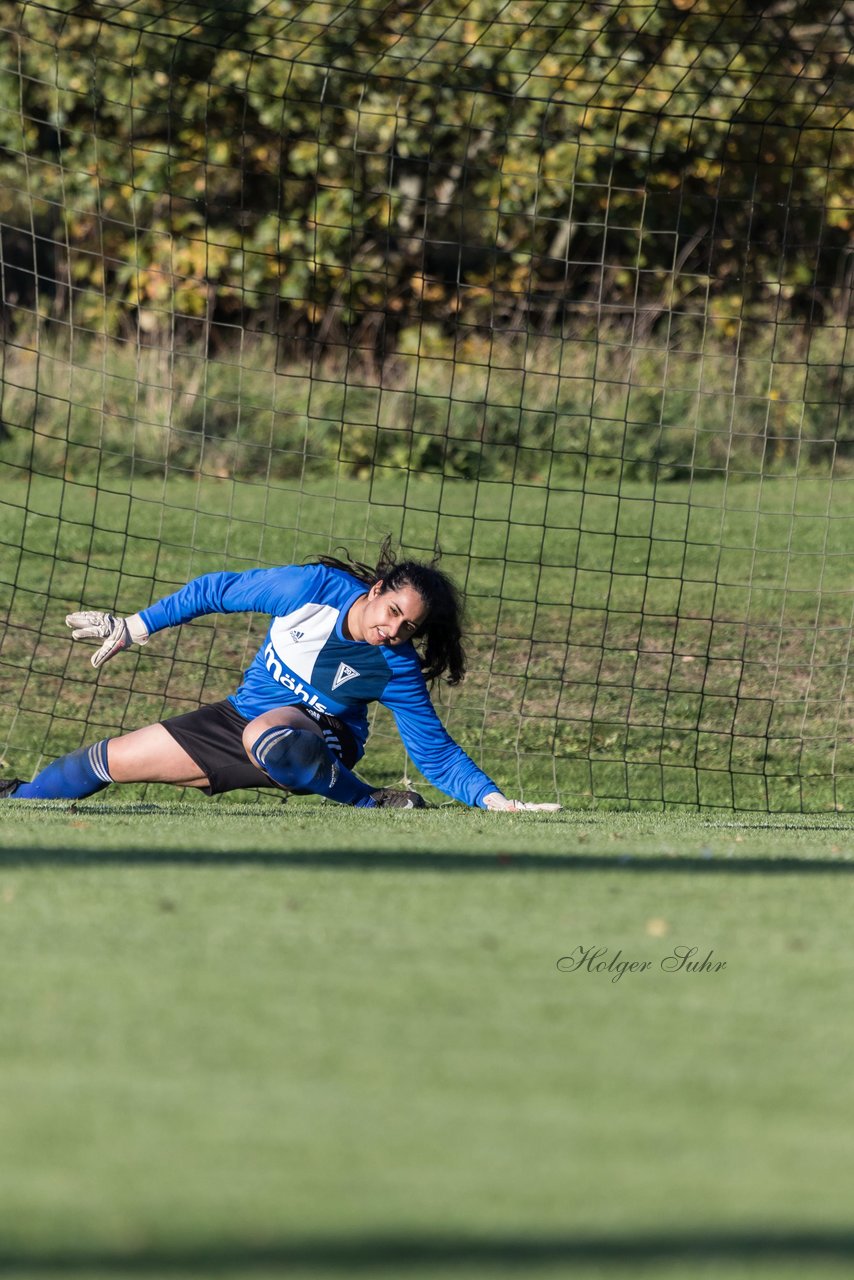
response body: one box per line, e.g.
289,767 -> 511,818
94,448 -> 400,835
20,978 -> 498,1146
268,604 -> 341,682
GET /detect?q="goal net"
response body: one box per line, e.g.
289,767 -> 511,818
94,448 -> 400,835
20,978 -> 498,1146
1,0 -> 853,811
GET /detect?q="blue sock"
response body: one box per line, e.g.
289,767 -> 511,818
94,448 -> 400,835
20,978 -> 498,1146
248,726 -> 377,806
14,740 -> 113,800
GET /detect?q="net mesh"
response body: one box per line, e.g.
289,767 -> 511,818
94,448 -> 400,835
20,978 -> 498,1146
1,0 -> 854,810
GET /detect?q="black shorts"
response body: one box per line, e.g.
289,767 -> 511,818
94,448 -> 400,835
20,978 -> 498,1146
160,699 -> 362,796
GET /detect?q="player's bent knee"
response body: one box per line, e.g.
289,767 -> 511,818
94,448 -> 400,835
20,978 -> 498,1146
246,723 -> 330,790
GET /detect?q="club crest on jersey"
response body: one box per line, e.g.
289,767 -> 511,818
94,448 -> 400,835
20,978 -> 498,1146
332,661 -> 360,691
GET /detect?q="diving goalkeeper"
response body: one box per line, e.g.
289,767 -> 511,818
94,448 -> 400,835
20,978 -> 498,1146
1,543 -> 559,813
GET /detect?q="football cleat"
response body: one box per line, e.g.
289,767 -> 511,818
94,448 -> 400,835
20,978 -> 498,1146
0,778 -> 23,799
369,787 -> 427,809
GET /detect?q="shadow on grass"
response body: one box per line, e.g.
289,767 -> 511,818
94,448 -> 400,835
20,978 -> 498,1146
0,845 -> 853,873
2,1230 -> 854,1272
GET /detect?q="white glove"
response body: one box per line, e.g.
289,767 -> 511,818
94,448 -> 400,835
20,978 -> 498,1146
66,610 -> 150,668
483,791 -> 562,813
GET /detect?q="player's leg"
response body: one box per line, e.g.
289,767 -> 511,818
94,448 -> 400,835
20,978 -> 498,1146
6,722 -> 207,800
2,701 -> 425,806
242,707 -> 376,804
242,707 -> 426,808
108,723 -> 210,785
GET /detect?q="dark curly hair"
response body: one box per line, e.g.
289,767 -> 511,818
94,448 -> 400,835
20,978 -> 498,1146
317,537 -> 466,685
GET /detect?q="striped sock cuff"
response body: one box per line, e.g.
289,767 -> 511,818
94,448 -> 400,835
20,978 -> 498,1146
87,739 -> 114,785
250,725 -> 294,770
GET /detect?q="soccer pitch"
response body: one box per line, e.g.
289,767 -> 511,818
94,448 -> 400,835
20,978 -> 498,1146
1,801 -> 854,1279
3,474 -> 854,1277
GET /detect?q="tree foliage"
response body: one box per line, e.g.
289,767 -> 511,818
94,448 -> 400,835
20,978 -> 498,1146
0,0 -> 852,354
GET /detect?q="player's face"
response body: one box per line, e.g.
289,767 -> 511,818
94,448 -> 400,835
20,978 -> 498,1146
361,581 -> 429,646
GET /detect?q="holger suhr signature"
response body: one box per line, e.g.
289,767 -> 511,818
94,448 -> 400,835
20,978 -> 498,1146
557,945 -> 726,983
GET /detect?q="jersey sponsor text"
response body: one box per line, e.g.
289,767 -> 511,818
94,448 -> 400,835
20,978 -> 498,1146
264,642 -> 329,712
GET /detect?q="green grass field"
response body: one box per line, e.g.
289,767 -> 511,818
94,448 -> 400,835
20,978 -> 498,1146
1,801 -> 854,1279
3,463 -> 854,1277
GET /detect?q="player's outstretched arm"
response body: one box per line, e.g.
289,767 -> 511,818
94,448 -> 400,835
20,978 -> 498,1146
66,611 -> 150,668
482,791 -> 562,813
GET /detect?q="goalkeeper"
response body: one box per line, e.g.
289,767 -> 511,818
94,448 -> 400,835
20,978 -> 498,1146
1,543 -> 558,813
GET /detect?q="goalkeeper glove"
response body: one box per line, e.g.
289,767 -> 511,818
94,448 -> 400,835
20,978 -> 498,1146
66,610 -> 150,669
483,791 -> 562,813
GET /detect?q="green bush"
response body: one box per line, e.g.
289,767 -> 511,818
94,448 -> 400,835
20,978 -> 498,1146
2,324 -> 851,484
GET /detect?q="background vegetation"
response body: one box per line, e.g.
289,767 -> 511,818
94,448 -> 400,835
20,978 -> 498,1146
2,0 -> 853,482
2,0 -> 853,339
2,320 -> 854,485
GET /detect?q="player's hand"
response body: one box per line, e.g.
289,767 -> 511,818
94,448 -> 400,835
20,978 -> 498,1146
65,610 -> 149,668
482,791 -> 562,813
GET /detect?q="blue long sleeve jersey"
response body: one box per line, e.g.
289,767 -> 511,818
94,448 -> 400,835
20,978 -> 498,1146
139,564 -> 499,808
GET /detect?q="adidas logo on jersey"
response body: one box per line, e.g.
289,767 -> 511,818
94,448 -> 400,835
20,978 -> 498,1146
332,661 -> 360,691
290,629 -> 304,642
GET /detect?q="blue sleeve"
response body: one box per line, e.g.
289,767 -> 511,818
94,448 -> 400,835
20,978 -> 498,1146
382,662 -> 499,808
139,565 -> 321,633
